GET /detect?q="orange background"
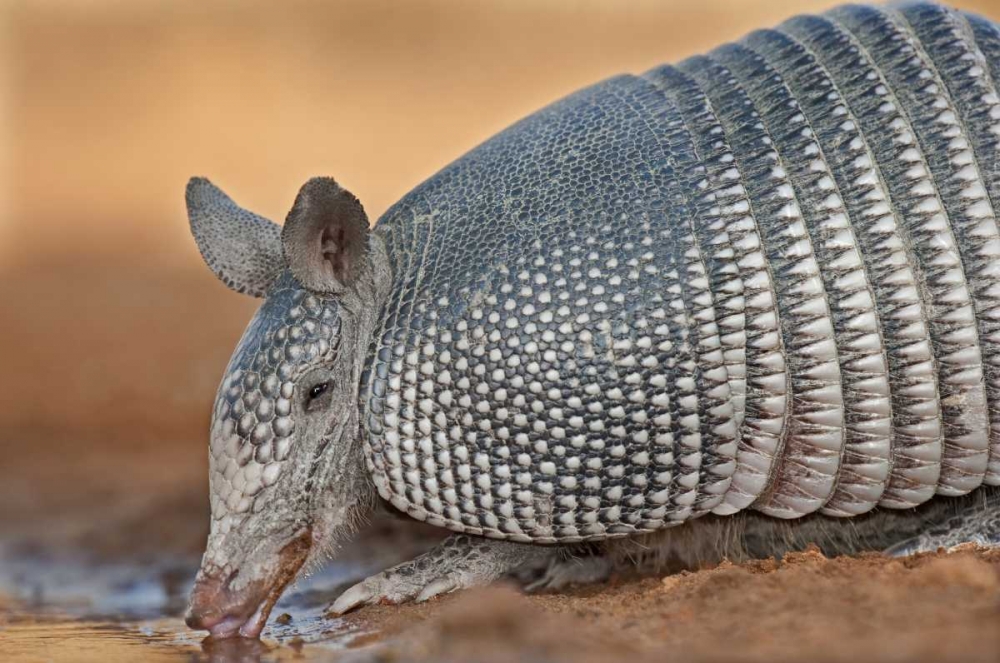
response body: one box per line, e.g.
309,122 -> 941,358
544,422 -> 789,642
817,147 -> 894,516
2,0 -> 998,524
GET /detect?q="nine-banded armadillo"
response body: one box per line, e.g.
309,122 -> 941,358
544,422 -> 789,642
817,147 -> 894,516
184,1 -> 1000,639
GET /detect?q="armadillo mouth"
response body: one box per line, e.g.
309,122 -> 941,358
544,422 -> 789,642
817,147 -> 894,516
204,529 -> 314,640
206,614 -> 250,640
234,596 -> 275,639
200,600 -> 275,639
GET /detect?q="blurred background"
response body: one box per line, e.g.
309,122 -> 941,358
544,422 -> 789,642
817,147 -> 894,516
1,0 -> 998,599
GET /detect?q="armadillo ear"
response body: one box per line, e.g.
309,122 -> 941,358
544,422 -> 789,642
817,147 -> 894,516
281,177 -> 370,294
186,177 -> 285,297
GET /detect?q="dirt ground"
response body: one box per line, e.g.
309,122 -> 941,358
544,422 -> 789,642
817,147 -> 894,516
341,548 -> 1000,663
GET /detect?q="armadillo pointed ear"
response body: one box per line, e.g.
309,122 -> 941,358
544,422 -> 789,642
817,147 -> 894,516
281,177 -> 371,294
186,177 -> 285,297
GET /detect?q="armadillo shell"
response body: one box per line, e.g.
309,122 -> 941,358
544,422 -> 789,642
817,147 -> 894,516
360,2 -> 1000,543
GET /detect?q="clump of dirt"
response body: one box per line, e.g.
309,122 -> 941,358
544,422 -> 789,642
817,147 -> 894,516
342,546 -> 1000,663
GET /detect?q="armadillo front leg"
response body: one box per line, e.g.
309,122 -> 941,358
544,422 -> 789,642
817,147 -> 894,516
329,534 -> 555,614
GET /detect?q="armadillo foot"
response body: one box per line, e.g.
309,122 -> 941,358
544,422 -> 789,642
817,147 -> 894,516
885,492 -> 1000,557
327,534 -> 554,615
521,554 -> 614,593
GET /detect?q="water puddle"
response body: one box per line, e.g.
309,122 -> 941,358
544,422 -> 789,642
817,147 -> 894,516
0,524 -> 438,662
2,616 -> 370,662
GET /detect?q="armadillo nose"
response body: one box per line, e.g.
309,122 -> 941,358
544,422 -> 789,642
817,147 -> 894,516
185,573 -> 245,638
185,597 -> 250,639
184,592 -> 225,631
186,611 -> 247,639
183,605 -> 216,630
183,609 -> 202,630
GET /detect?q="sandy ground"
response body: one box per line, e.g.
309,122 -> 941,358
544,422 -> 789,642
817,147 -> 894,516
341,548 -> 1000,663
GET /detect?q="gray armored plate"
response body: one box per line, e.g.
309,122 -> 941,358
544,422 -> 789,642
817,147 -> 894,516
360,3 -> 1000,543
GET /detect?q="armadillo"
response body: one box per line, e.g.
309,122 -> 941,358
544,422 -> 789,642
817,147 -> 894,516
184,1 -> 1000,639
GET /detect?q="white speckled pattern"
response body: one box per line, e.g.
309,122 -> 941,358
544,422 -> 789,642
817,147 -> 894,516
208,275 -> 341,524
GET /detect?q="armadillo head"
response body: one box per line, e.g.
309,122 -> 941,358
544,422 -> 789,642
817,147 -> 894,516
182,177 -> 390,638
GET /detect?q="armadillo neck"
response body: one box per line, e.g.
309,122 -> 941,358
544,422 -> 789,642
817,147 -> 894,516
361,3 -> 1000,543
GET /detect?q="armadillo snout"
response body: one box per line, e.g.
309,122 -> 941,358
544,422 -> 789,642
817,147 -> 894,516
185,569 -> 260,638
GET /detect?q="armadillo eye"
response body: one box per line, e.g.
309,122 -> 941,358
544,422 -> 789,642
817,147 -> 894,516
308,381 -> 330,402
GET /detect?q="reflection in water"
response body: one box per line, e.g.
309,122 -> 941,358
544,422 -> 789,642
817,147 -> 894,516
201,636 -> 272,663
0,547 -> 386,662
0,619 -> 194,663
1,592 -> 371,663
0,500 -> 440,662
0,616 -> 371,663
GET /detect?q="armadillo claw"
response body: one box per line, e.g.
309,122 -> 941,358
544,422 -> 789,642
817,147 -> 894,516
327,570 -> 453,615
329,582 -> 375,615
415,577 -> 459,603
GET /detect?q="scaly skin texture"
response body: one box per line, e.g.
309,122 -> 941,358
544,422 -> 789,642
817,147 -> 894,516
183,2 -> 1000,639
185,179 -> 394,638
